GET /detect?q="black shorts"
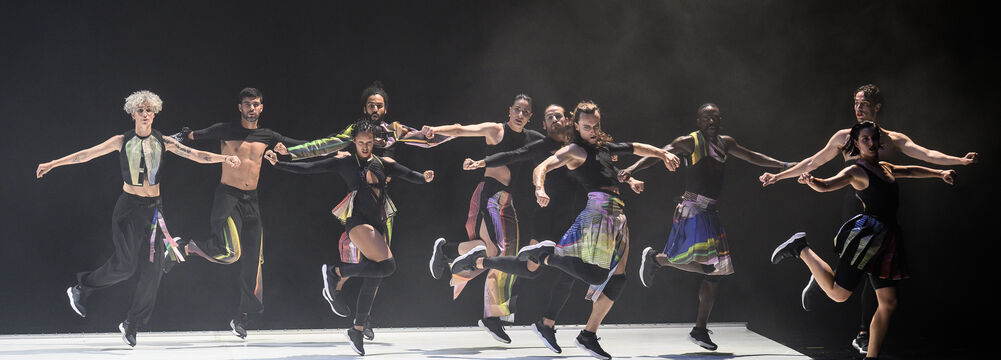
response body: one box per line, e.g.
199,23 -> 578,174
833,255 -> 899,290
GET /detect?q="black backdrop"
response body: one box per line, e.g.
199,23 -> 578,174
1,0 -> 996,357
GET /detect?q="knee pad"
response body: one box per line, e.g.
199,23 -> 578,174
602,274 -> 627,301
378,258 -> 397,277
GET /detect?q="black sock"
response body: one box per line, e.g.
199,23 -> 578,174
340,258 -> 396,278
482,256 -> 540,278
354,278 -> 381,326
546,254 -> 607,285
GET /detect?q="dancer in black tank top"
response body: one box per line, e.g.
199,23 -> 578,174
619,103 -> 793,352
36,90 -> 239,347
770,121 -> 956,359
421,94 -> 543,343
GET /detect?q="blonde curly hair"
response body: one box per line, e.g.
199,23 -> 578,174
123,90 -> 163,114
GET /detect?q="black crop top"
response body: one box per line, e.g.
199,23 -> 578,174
568,142 -> 633,193
120,129 -> 165,186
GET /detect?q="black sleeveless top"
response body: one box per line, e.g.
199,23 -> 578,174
569,141 -> 633,193
483,122 -> 543,180
682,131 -> 726,199
120,129 -> 165,186
856,163 -> 899,222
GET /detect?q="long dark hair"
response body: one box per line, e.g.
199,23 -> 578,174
841,121 -> 882,156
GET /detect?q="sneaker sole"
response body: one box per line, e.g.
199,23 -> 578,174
531,323 -> 561,353
801,275 -> 815,311
429,238 -> 446,279
477,319 -> 511,344
346,330 -> 365,355
230,320 -> 246,339
688,335 -> 718,351
517,240 -> 555,262
640,247 -> 655,288
67,287 -> 85,318
574,337 -> 611,360
118,322 -> 133,347
771,232 -> 806,264
322,288 -> 350,317
852,338 -> 868,354
450,245 -> 486,274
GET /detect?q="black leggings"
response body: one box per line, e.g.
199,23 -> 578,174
481,256 -> 541,279
339,257 -> 396,327
546,254 -> 607,285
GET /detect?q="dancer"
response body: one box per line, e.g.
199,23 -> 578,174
454,104 -> 645,353
275,81 -> 453,340
170,87 -> 306,339
264,119 -> 434,355
771,121 -> 955,359
37,90 -> 240,347
759,84 -> 977,354
423,94 -> 543,343
618,103 -> 793,351
514,100 -> 678,359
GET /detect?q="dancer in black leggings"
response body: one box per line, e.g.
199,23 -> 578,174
771,121 -> 956,359
265,119 -> 433,356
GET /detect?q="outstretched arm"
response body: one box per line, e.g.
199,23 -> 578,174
627,142 -> 681,171
384,161 -> 435,184
265,150 -> 345,174
724,136 -> 793,168
465,138 -> 550,170
533,144 -> 585,207
886,162 -> 956,184
797,166 -> 861,193
36,135 -> 123,178
761,130 -> 848,187
889,130 -> 978,166
164,137 -> 241,167
420,122 -> 502,142
619,136 -> 689,180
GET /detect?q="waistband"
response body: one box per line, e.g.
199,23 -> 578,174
480,177 -> 510,195
217,183 -> 259,199
119,192 -> 161,206
585,191 -> 625,210
678,191 -> 717,209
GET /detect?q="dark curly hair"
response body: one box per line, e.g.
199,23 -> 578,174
362,81 -> 389,110
841,121 -> 882,156
349,118 -> 383,139
570,100 -> 613,146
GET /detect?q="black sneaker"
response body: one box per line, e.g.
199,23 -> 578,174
450,245 -> 486,274
346,327 -> 365,355
119,320 -> 137,347
363,318 -> 375,340
771,232 -> 808,264
639,247 -> 661,288
852,332 -> 869,354
429,238 -> 449,280
478,317 -> 511,344
532,320 -> 561,353
575,330 -> 611,360
801,275 -> 822,311
689,327 -> 718,351
321,264 -> 351,317
162,237 -> 186,274
230,314 -> 248,339
517,240 -> 555,264
66,285 -> 87,318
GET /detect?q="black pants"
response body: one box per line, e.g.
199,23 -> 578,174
193,184 -> 265,317
77,193 -> 165,325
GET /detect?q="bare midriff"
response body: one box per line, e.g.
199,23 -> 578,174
484,166 -> 512,187
219,140 -> 269,190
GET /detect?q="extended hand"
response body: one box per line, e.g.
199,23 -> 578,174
962,152 -> 979,165
535,188 -> 550,207
942,169 -> 956,185
264,150 -> 278,165
423,170 -> 435,182
274,142 -> 289,155
334,151 -> 351,159
760,172 -> 778,187
36,162 -> 53,178
797,173 -> 814,185
662,151 -> 680,171
420,126 -> 436,138
462,158 -> 485,170
617,169 -> 632,182
628,178 -> 645,194
225,156 -> 242,168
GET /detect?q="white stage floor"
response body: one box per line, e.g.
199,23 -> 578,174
0,323 -> 807,359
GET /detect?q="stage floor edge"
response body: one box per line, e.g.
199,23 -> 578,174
0,322 -> 808,359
